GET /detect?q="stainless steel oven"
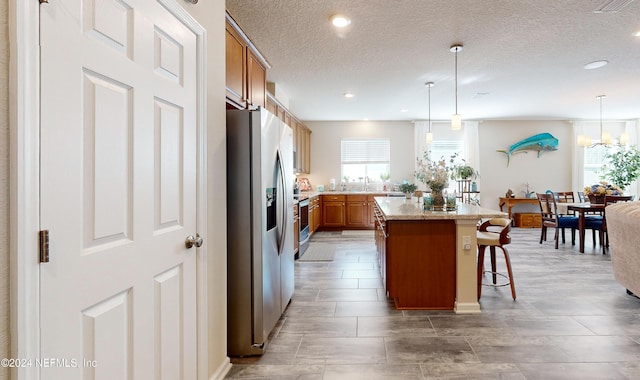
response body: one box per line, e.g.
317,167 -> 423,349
298,198 -> 310,256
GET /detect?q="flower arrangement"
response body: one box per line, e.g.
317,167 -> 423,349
584,181 -> 623,196
415,154 -> 455,191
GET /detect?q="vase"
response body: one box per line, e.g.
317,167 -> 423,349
432,188 -> 445,209
588,194 -> 605,204
404,192 -> 412,199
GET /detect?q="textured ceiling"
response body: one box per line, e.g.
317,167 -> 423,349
225,0 -> 640,122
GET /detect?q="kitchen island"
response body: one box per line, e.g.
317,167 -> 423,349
373,197 -> 507,313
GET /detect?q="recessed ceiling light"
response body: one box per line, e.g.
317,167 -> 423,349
330,14 -> 351,28
584,60 -> 608,70
400,109 -> 408,113
634,30 -> 640,37
343,92 -> 355,98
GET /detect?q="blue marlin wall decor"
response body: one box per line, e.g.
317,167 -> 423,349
497,132 -> 558,166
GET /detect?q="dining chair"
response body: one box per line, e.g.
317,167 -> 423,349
552,191 -> 583,243
554,191 -> 576,209
477,218 -> 516,300
537,193 -> 577,248
555,191 -> 603,246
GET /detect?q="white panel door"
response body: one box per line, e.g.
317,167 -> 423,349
40,0 -> 199,378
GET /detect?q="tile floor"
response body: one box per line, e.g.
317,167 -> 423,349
225,228 -> 640,379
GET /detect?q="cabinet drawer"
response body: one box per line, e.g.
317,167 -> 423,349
347,194 -> 367,202
514,213 -> 541,228
323,195 -> 345,202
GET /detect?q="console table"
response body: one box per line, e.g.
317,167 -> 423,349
499,197 -> 539,220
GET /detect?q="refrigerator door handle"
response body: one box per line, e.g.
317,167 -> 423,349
276,151 -> 288,255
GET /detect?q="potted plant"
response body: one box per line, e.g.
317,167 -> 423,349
399,183 -> 418,198
455,164 -> 479,180
602,144 -> 640,191
379,172 -> 390,182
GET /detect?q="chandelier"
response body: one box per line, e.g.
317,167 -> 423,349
577,95 -> 629,148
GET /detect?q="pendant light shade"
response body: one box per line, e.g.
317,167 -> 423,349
577,95 -> 629,148
426,82 -> 434,143
450,44 -> 463,130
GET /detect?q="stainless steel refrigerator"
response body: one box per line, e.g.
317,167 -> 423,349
226,108 -> 295,357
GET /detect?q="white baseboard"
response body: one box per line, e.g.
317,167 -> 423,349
209,357 -> 232,380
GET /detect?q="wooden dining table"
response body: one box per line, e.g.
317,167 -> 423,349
566,202 -> 605,253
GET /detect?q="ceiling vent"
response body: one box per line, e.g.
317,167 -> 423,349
594,0 -> 635,13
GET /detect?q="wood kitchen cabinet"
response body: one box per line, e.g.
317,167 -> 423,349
266,92 -> 311,174
346,195 -> 368,228
247,51 -> 266,110
308,196 -> 321,234
367,194 -> 384,228
293,203 -> 299,254
225,21 -> 246,109
225,12 -> 268,110
298,125 -> 311,174
322,195 -> 345,227
373,202 -> 387,289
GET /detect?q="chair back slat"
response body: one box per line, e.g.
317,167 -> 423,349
604,195 -> 634,206
554,191 -> 575,203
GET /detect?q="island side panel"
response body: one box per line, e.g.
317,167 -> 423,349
386,220 -> 456,309
454,219 -> 482,314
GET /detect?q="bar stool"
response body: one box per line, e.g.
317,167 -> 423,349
477,218 -> 516,300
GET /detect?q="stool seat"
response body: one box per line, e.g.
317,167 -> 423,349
477,218 -> 516,301
477,231 -> 501,246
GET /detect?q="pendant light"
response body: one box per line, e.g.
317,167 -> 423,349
426,82 -> 434,143
450,44 -> 463,130
577,95 -> 629,148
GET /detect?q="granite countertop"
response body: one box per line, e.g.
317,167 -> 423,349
374,196 -> 507,221
298,190 -> 404,199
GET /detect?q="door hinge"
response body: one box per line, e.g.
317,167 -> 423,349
40,0 -> 49,3
39,230 -> 50,263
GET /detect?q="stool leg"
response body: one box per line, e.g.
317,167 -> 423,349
477,245 -> 486,300
490,246 -> 497,285
501,246 -> 517,300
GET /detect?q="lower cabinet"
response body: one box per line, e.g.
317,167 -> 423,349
293,203 -> 299,254
312,196 -> 321,232
320,194 -> 385,229
373,203 -> 387,289
309,196 -> 321,234
346,195 -> 367,227
322,195 -> 345,227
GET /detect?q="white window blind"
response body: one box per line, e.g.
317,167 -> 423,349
427,140 -> 463,162
341,139 -> 390,163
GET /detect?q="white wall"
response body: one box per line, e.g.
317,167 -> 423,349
179,1 -> 229,378
477,120 -> 573,212
304,120 -> 415,189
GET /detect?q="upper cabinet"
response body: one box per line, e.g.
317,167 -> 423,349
225,12 -> 269,110
266,93 -> 312,174
226,11 -> 312,174
225,21 -> 246,108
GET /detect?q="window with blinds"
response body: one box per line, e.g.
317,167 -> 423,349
341,139 -> 390,183
426,140 -> 464,162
